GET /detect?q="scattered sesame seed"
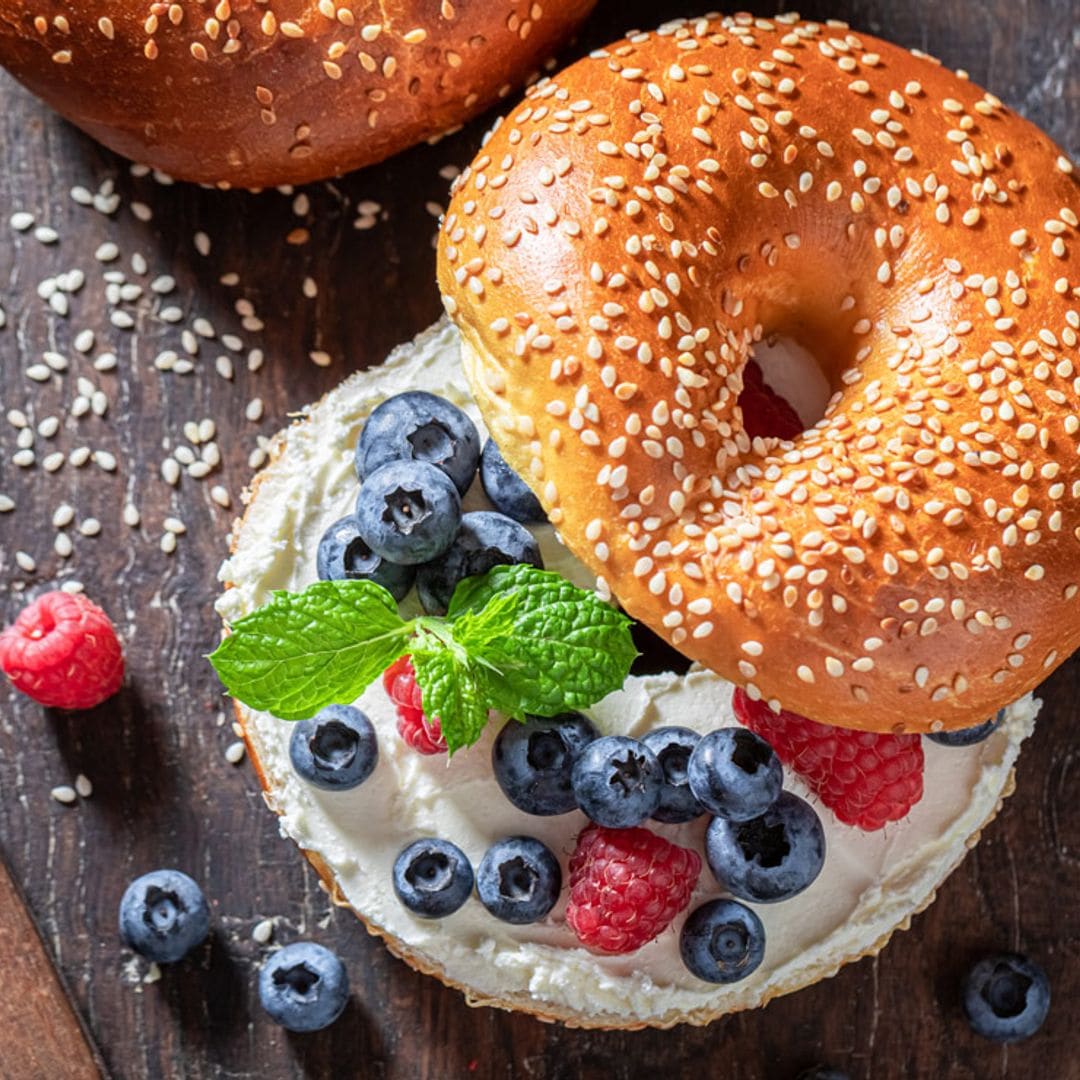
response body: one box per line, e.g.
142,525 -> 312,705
50,785 -> 77,805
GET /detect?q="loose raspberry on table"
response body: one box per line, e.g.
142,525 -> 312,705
566,824 -> 701,955
738,358 -> 804,441
732,688 -> 924,831
382,655 -> 447,755
0,591 -> 124,710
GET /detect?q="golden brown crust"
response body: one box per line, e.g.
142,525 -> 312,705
438,12 -> 1080,734
0,0 -> 596,188
222,328 -> 1025,1029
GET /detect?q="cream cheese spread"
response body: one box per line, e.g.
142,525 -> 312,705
216,318 -> 1037,1026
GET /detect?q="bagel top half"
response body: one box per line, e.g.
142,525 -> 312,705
436,12 -> 1080,734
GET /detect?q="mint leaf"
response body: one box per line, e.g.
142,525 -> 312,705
450,565 -> 637,717
409,646 -> 491,754
209,580 -> 411,720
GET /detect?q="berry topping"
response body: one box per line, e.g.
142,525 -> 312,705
705,791 -> 826,904
316,514 -> 415,601
962,953 -> 1051,1043
570,734 -> 663,828
476,836 -> 562,924
928,709 -> 1005,747
733,687 -> 924,830
393,838 -> 474,919
0,590 -> 123,710
288,704 -> 378,791
566,824 -> 700,955
687,727 -> 783,821
118,870 -> 209,964
355,390 -> 480,495
680,898 -> 766,984
641,726 -> 705,824
737,357 -> 804,441
258,942 -> 350,1033
355,459 -> 462,566
479,438 -> 546,524
416,510 -> 543,615
382,655 -> 447,755
492,712 -> 598,816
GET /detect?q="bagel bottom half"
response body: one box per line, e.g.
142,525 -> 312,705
216,319 -> 1037,1029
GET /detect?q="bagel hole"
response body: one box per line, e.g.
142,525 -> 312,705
740,335 -> 832,438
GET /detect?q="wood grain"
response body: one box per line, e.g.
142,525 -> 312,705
0,2 -> 1076,1078
0,853 -> 105,1079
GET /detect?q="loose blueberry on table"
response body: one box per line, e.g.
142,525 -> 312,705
316,514 -> 415,601
570,734 -> 663,829
492,712 -> 598,816
962,953 -> 1051,1043
354,390 -> 480,495
288,704 -> 378,791
258,941 -> 350,1033
706,791 -> 826,903
354,459 -> 462,565
479,437 -> 546,524
416,510 -> 542,615
476,836 -> 562,925
393,838 -> 474,919
118,869 -> 210,964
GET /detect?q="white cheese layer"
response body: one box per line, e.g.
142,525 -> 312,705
216,318 -> 1036,1025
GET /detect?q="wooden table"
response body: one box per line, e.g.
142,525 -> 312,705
0,2 -> 1076,1077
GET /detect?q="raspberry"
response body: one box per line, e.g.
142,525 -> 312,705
738,358 -> 804,441
382,655 -> 447,755
565,824 -> 701,955
0,591 -> 123,710
732,688 -> 924,831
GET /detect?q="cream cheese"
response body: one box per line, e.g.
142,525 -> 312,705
216,318 -> 1037,1025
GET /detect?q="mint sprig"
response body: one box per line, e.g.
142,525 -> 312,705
210,564 -> 637,753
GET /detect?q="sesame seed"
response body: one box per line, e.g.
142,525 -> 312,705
225,741 -> 246,764
50,785 -> 77,805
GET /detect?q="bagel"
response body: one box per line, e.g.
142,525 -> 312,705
0,0 -> 596,188
437,11 -> 1080,734
217,317 -> 1039,1028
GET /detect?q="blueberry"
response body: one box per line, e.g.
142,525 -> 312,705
289,705 -> 378,791
493,712 -> 598,816
680,898 -> 766,984
962,953 -> 1050,1042
355,460 -> 461,565
118,870 -> 209,964
642,726 -> 705,824
316,514 -> 415,601
479,439 -> 546,523
571,734 -> 663,828
688,728 -> 783,821
415,510 -> 542,615
476,836 -> 561,924
355,391 -> 480,495
705,791 -> 825,903
393,838 -> 474,919
258,942 -> 349,1032
928,709 -> 1005,747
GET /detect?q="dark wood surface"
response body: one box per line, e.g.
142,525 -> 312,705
0,3 -> 1076,1078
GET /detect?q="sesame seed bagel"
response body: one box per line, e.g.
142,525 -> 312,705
0,1 -> 596,188
437,11 -> 1080,734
